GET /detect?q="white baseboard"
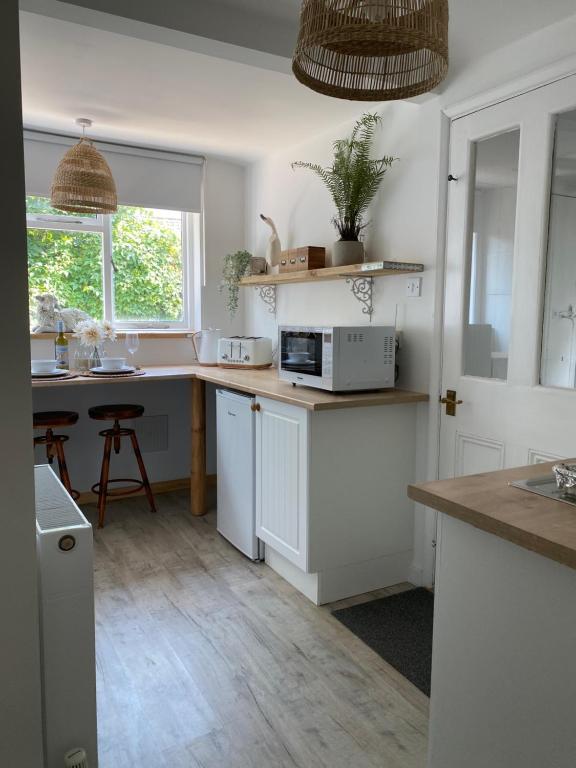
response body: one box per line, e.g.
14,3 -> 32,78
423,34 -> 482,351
266,547 -> 413,606
317,550 -> 413,604
265,548 -> 320,603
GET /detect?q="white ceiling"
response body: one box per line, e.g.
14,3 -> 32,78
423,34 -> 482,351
221,0 -> 302,24
28,0 -> 576,68
19,12 -> 368,162
19,0 -> 576,161
215,0 -> 576,83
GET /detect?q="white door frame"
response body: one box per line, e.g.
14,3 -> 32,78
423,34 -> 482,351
421,54 -> 576,587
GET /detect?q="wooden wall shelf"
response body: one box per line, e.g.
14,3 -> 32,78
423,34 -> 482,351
239,260 -> 424,287
240,260 -> 424,319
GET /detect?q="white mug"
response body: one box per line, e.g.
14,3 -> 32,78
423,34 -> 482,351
100,357 -> 126,371
32,359 -> 58,374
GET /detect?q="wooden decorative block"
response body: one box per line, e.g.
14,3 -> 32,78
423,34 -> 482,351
279,247 -> 326,273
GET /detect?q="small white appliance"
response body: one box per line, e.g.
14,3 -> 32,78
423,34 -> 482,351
35,465 -> 97,768
218,336 -> 273,369
279,325 -> 396,392
216,389 -> 263,560
191,328 -> 223,366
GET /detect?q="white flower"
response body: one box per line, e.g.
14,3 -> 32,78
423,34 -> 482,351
101,321 -> 116,341
73,319 -> 105,347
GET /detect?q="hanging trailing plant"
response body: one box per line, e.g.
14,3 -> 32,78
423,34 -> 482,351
220,250 -> 253,316
292,113 -> 396,242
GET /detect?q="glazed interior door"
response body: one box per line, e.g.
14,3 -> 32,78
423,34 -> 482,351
440,74 -> 576,481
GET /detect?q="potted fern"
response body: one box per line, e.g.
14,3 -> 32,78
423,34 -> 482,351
292,113 -> 396,266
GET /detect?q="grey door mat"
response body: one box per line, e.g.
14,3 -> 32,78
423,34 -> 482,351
332,587 -> 434,696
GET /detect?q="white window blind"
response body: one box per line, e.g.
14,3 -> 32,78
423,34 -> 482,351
23,130 -> 204,212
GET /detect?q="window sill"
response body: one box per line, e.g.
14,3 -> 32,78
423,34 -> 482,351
31,331 -> 194,340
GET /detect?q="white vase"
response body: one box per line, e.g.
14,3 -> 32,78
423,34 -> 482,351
332,240 -> 364,267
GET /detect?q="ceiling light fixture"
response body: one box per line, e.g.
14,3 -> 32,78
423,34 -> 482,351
50,118 -> 117,214
292,0 -> 449,102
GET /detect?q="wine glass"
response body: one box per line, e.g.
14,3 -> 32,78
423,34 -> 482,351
125,332 -> 140,368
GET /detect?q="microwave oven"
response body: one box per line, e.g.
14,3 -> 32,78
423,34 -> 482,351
278,325 -> 396,392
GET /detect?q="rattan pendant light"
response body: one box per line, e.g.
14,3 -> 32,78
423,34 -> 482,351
50,118 -> 117,214
292,0 -> 449,101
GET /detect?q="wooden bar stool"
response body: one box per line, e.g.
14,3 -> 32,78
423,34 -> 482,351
33,411 -> 79,500
88,403 -> 157,528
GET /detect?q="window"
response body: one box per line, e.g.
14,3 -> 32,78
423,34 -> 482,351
26,196 -> 195,330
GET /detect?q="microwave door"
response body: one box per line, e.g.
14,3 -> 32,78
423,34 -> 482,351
281,332 -> 323,377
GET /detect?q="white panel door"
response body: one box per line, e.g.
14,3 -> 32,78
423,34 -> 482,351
255,396 -> 309,570
440,75 -> 576,481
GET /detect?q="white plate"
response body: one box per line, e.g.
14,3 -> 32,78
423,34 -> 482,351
31,368 -> 68,377
90,365 -> 135,375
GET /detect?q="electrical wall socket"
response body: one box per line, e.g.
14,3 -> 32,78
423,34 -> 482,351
406,277 -> 422,297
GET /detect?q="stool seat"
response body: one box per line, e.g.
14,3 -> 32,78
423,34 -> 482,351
34,410 -> 79,428
33,411 -> 79,499
88,404 -> 144,421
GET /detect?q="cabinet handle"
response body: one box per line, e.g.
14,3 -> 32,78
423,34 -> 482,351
251,403 -> 261,412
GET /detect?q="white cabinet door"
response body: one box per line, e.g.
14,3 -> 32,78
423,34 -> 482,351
255,397 -> 309,570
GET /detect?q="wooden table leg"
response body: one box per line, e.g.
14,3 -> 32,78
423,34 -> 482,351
191,377 -> 207,516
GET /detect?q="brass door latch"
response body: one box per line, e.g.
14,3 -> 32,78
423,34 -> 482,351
440,389 -> 463,416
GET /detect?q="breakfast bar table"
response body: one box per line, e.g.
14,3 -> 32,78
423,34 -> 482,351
33,365 -> 429,517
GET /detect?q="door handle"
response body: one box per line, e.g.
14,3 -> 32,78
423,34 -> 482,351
440,389 -> 463,416
251,403 -> 261,412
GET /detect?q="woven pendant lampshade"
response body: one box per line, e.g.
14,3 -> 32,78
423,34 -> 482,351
293,0 -> 449,101
50,119 -> 117,214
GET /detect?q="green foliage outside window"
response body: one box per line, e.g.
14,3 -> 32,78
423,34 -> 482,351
27,197 -> 185,326
27,229 -> 104,323
112,206 -> 183,322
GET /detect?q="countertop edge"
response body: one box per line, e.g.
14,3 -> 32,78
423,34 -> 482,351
196,373 -> 429,410
408,479 -> 576,572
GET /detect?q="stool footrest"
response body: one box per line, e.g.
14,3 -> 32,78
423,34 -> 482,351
91,478 -> 145,498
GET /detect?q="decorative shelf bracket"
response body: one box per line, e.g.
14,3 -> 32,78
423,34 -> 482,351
255,285 -> 277,315
346,276 -> 374,321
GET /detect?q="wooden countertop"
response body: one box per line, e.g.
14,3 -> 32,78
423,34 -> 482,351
408,461 -> 576,571
32,364 -> 429,411
31,366 -> 196,388
193,367 -> 429,410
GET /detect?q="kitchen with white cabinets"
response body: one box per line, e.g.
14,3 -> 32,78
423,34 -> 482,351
255,393 -> 424,604
207,323 -> 429,605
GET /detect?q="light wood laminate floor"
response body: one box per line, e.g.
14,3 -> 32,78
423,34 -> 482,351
82,492 -> 429,768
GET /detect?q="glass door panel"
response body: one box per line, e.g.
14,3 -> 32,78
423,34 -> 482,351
541,109 -> 576,388
463,130 -> 520,380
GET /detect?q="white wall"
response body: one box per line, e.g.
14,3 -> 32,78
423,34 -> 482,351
245,100 -> 439,395
243,12 -> 576,586
0,2 -> 44,765
202,156 -> 247,335
244,101 -> 442,586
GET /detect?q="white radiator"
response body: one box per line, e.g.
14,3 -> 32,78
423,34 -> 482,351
35,465 -> 98,767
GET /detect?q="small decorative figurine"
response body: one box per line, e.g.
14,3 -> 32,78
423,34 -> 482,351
33,293 -> 91,332
260,214 -> 281,269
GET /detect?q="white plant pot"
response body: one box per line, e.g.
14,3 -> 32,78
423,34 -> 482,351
332,240 -> 364,267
